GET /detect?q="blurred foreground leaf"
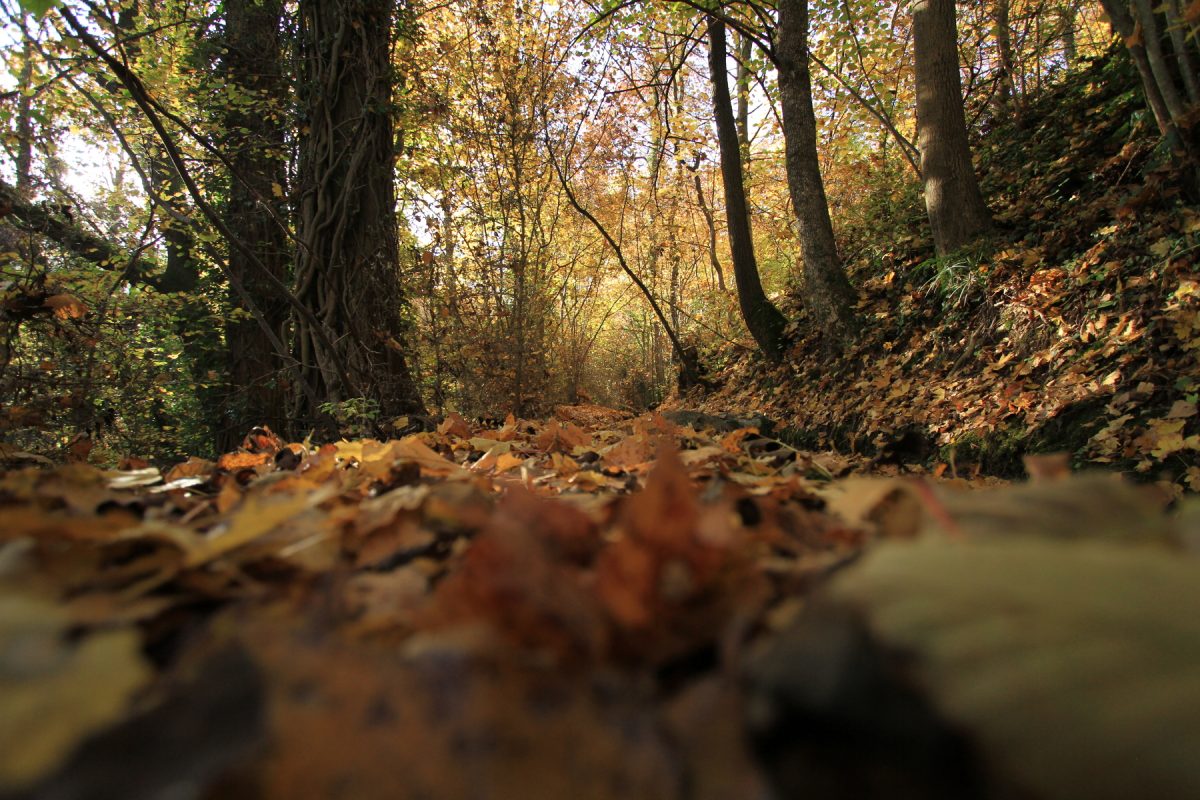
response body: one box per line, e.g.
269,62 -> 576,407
754,528 -> 1200,799
0,594 -> 151,790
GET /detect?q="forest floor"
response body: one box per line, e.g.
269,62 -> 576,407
694,53 -> 1200,496
1,410 -> 1198,799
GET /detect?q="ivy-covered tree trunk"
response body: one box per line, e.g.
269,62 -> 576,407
295,0 -> 425,425
776,0 -> 857,340
912,0 -> 993,255
707,16 -> 787,362
219,0 -> 291,445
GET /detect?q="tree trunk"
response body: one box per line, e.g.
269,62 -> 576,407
776,0 -> 857,339
993,0 -> 1017,109
736,30 -> 752,161
295,0 -> 425,427
912,0 -> 993,255
1060,6 -> 1077,70
1099,0 -> 1200,197
219,0 -> 292,445
707,16 -> 787,361
15,33 -> 34,195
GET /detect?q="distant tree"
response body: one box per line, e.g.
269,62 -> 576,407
707,15 -> 788,361
911,0 -> 992,255
1098,0 -> 1200,197
992,0 -> 1017,110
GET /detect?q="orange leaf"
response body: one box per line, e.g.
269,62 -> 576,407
437,412 -> 472,438
494,452 -> 524,474
44,293 -> 88,319
217,451 -> 272,470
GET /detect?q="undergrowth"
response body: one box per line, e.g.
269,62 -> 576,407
696,50 -> 1200,495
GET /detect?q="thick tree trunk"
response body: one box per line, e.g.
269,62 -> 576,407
707,16 -> 787,361
912,0 -> 993,255
776,0 -> 857,339
295,0 -> 425,426
219,0 -> 291,445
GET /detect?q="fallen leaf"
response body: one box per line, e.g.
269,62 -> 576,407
0,594 -> 151,790
185,485 -> 336,566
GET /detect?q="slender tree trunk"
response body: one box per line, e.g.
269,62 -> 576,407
912,0 -> 993,255
685,156 -> 729,293
736,30 -> 752,161
15,34 -> 34,195
295,0 -> 425,426
993,0 -> 1017,109
707,16 -> 787,361
1060,6 -> 1077,70
550,147 -> 703,387
220,0 -> 291,445
1166,0 -> 1200,106
776,0 -> 857,339
1099,0 -> 1200,196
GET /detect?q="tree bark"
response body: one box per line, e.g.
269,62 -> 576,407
1099,0 -> 1200,196
15,33 -> 34,195
707,16 -> 787,361
220,0 -> 292,444
295,0 -> 426,426
912,0 -> 993,255
735,30 -> 752,161
1060,5 -> 1077,70
993,0 -> 1017,108
776,0 -> 857,339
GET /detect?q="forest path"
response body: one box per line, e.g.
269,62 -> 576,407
1,406 -> 1196,798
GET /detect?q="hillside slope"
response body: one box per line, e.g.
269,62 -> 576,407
699,53 -> 1200,493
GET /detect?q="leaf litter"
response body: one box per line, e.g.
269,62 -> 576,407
1,406 -> 1199,798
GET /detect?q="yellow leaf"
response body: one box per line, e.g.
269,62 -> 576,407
185,486 -> 334,566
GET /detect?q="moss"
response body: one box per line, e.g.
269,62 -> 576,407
941,397 -> 1113,478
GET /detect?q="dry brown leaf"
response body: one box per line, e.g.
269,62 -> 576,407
438,412 -> 472,438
